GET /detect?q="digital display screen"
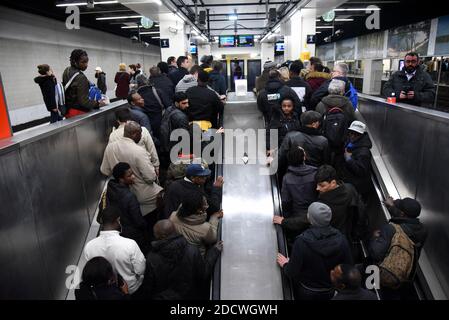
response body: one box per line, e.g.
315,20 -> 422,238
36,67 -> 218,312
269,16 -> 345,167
190,44 -> 197,54
275,42 -> 285,52
219,36 -> 236,47
399,59 -> 405,71
237,35 -> 254,47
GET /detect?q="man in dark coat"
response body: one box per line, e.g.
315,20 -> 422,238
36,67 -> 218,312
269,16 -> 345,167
383,52 -> 435,107
273,146 -> 317,239
340,121 -> 373,198
285,61 -> 313,110
278,111 -> 329,170
310,62 -> 354,110
331,264 -> 378,300
257,69 -> 302,125
185,71 -> 224,129
163,164 -> 223,218
169,56 -> 190,87
34,64 -> 62,123
150,66 -> 174,104
160,92 -> 190,155
127,91 -> 152,135
106,162 -> 150,253
141,219 -> 222,300
316,165 -> 367,243
277,202 -> 353,300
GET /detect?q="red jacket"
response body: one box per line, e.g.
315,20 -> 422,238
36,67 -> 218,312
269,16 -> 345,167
115,71 -> 130,99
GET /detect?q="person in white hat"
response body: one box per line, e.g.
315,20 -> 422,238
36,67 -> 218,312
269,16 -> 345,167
342,120 -> 373,198
95,66 -> 107,94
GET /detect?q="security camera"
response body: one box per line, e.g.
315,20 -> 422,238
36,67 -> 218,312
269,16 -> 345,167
169,26 -> 179,34
87,0 -> 94,9
130,35 -> 138,42
143,42 -> 149,47
335,29 -> 344,36
324,36 -> 332,43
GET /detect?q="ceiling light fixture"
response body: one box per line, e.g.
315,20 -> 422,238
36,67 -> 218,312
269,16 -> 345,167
56,1 -> 118,6
96,15 -> 142,20
139,31 -> 160,35
228,14 -> 238,21
333,8 -> 381,11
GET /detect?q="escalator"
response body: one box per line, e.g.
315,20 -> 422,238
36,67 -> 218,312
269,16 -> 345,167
211,92 -> 291,300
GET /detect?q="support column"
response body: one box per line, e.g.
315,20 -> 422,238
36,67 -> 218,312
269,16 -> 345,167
198,43 -> 211,58
284,9 -> 316,61
362,59 -> 383,95
159,13 -> 189,62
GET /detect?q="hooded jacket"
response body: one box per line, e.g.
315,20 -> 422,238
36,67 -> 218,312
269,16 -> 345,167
106,179 -> 148,251
305,71 -> 332,93
257,79 -> 302,123
63,66 -> 99,112
175,74 -> 198,93
160,105 -> 190,153
255,69 -> 270,94
142,235 -> 220,300
316,94 -> 356,124
368,216 -> 427,264
34,75 -> 57,111
310,76 -> 352,110
383,68 -> 435,106
341,133 -> 373,195
266,111 -> 301,150
209,71 -> 227,95
278,126 -> 329,170
169,209 -> 220,256
318,183 -> 365,240
281,165 -> 318,233
283,226 -> 353,290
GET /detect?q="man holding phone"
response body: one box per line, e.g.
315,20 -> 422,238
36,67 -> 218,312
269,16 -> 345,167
383,52 -> 435,107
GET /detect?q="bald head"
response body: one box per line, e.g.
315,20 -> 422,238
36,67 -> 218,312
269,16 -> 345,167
331,264 -> 362,290
124,121 -> 142,143
153,219 -> 177,240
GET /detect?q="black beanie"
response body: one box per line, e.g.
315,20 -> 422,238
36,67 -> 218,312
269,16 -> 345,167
393,198 -> 421,218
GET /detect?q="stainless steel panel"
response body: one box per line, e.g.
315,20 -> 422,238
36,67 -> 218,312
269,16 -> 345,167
75,116 -> 111,222
357,93 -> 449,299
416,119 -> 449,297
20,128 -> 90,299
220,93 -> 284,300
0,150 -> 50,299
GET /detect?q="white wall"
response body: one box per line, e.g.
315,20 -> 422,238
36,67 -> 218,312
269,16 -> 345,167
0,6 -> 161,125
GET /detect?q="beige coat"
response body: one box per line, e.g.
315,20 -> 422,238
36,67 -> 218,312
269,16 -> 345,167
109,124 -> 159,168
169,210 -> 219,256
100,137 -> 163,214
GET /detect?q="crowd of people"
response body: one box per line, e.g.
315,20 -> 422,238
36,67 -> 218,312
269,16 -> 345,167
256,56 -> 427,300
34,48 -> 427,301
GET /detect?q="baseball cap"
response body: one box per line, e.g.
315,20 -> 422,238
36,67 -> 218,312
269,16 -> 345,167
185,164 -> 211,177
348,121 -> 366,134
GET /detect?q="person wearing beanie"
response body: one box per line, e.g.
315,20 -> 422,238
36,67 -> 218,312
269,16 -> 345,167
277,202 -> 353,300
368,196 -> 427,271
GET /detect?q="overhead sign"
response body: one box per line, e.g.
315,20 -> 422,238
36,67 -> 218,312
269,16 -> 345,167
0,73 -> 12,140
140,17 -> 153,29
160,38 -> 170,48
307,34 -> 316,44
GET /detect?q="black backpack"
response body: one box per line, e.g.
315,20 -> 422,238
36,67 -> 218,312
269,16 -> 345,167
322,107 -> 349,148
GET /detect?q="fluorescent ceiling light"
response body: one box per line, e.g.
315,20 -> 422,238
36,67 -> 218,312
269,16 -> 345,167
139,31 -> 159,34
333,8 -> 381,11
152,36 -> 160,39
96,15 -> 142,20
316,26 -> 334,29
316,31 -> 322,34
228,14 -> 238,21
335,18 -> 354,21
56,1 -> 118,6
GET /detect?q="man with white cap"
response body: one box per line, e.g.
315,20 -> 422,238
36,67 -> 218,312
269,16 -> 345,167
341,121 -> 373,198
95,66 -> 107,94
277,202 -> 353,300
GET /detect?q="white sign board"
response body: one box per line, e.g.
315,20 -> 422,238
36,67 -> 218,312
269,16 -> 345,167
235,79 -> 247,96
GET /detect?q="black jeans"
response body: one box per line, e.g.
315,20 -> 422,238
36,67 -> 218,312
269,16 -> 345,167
50,111 -> 63,123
